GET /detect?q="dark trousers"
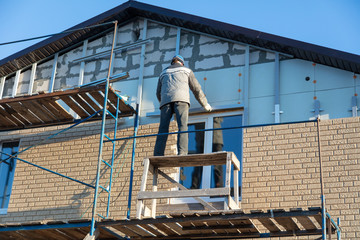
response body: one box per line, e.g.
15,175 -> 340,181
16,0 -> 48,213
154,102 -> 189,156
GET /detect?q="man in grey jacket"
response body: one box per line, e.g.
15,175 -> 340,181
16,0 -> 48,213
154,55 -> 212,156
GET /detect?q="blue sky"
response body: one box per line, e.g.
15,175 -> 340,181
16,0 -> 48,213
0,0 -> 359,61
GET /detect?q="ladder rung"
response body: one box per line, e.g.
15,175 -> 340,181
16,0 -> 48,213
99,185 -> 110,193
106,109 -> 117,119
103,134 -> 114,142
101,159 -> 112,168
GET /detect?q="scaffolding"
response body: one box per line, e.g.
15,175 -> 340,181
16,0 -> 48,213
0,21 -> 341,239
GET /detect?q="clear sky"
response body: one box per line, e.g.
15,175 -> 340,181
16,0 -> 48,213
0,0 -> 359,61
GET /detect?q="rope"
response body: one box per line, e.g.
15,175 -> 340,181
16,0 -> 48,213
0,21 -> 116,46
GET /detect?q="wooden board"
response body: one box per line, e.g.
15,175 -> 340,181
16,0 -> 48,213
0,85 -> 135,130
250,210 -> 280,232
78,92 -> 101,112
148,152 -> 239,169
21,100 -> 58,123
70,94 -> 96,115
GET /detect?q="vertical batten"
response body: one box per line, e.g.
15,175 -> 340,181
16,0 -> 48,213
351,96 -> 358,117
12,70 -> 21,97
28,63 -> 37,95
0,77 -> 5,99
176,27 -> 181,55
136,18 -> 148,115
48,53 -> 58,92
78,40 -> 88,86
243,46 -> 250,125
274,52 -> 281,123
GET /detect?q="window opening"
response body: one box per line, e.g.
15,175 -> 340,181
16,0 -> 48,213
0,141 -> 19,214
179,122 -> 205,189
176,111 -> 243,204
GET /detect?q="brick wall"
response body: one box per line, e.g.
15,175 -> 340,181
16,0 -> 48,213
1,116 -> 359,238
242,117 -> 360,239
0,120 -> 177,224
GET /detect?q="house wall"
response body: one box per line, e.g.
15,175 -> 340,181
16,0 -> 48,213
0,120 -> 177,223
0,116 -> 359,238
242,116 -> 360,239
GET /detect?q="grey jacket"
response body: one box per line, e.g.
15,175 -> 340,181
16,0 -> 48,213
156,63 -> 209,108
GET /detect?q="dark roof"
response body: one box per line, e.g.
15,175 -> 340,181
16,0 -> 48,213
1,0 -> 359,77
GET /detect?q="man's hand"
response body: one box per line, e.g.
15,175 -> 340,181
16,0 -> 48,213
204,103 -> 212,112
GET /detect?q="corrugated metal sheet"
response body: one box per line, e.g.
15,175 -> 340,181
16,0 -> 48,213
0,0 -> 359,77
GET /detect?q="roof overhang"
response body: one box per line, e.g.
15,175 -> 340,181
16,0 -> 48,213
1,0 -> 359,77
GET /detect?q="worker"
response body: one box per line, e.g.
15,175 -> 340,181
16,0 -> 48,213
154,55 -> 212,156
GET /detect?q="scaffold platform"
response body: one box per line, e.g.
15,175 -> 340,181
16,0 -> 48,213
0,207 -> 338,239
0,83 -> 135,131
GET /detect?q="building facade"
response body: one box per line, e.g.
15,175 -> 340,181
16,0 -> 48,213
0,1 -> 359,239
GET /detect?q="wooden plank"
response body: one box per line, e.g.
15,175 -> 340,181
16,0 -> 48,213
159,201 -> 225,212
0,85 -> 106,104
123,224 -> 155,237
307,207 -> 323,227
59,95 -> 89,118
0,106 -> 23,126
137,224 -> 166,237
149,152 -> 235,168
152,167 -> 158,218
184,221 -> 254,232
164,222 -> 189,235
78,92 -> 101,112
313,214 -> 323,227
6,102 -> 42,124
14,230 -> 50,240
105,87 -> 134,113
152,223 -> 180,236
56,228 -> 89,239
225,153 -> 232,211
290,209 -> 317,230
136,158 -> 150,219
0,231 -> 29,240
251,210 -> 281,232
21,100 -> 58,123
230,219 -> 260,234
229,152 -> 240,171
37,99 -> 73,121
203,219 -> 232,234
227,196 -> 240,210
32,229 -> 71,240
70,94 -> 96,115
273,216 -> 300,231
88,90 -> 117,115
0,103 -> 29,125
138,187 -> 230,200
157,169 -> 217,211
233,168 -> 239,204
0,114 -> 16,127
111,225 -> 142,237
99,226 -> 127,239
177,213 -> 214,235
